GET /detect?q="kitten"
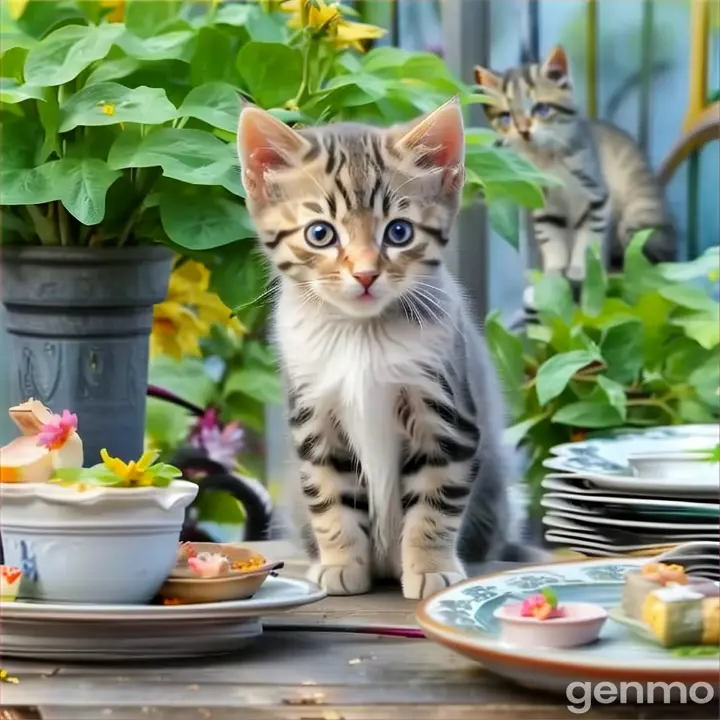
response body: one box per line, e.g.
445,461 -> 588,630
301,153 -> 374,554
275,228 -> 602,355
236,98 -> 540,600
475,45 -> 676,284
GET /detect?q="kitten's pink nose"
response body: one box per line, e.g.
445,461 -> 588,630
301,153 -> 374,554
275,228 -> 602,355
352,271 -> 379,290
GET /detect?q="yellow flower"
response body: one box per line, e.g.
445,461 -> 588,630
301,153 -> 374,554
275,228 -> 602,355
101,104 -> 116,116
282,0 -> 385,52
99,0 -> 125,22
151,259 -> 243,361
8,0 -> 29,21
100,448 -> 158,487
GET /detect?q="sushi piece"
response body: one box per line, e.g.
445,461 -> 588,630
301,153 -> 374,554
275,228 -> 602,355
641,582 -> 720,648
0,566 -> 23,602
187,552 -> 231,578
0,401 -> 83,483
622,563 -> 690,620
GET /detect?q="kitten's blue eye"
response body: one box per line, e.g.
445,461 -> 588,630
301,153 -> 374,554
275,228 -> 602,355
304,221 -> 337,248
533,103 -> 551,117
384,219 -> 414,247
497,112 -> 511,128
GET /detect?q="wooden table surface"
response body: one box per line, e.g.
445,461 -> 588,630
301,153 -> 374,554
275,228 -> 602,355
0,542 -> 716,720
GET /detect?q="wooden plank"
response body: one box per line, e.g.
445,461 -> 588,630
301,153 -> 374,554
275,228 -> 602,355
28,705 -> 720,720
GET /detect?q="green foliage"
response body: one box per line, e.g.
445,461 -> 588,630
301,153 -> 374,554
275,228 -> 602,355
486,235 -> 720,509
1,0 -> 549,309
53,452 -> 182,488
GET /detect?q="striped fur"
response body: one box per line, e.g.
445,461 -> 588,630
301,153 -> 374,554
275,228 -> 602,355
475,45 -> 676,279
237,99 -> 540,600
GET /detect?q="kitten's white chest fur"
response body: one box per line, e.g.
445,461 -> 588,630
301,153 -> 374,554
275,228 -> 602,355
275,283 -> 450,574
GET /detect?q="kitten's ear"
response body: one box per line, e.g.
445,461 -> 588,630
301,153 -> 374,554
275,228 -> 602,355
473,66 -> 502,118
474,66 -> 501,92
541,45 -> 571,84
390,97 -> 464,189
236,105 -> 309,202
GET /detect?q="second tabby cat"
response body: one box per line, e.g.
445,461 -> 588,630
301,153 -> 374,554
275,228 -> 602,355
475,45 -> 676,283
236,98 -> 542,600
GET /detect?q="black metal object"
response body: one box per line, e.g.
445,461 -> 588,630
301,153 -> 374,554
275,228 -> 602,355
145,385 -> 273,543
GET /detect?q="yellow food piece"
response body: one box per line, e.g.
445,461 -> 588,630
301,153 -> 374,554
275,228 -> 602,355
701,597 -> 720,645
641,593 -> 669,643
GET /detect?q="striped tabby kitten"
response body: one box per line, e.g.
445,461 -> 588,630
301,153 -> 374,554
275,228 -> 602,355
475,45 -> 675,281
236,99 -> 537,599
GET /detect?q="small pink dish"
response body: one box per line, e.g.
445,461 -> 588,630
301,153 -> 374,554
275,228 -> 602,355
494,601 -> 608,649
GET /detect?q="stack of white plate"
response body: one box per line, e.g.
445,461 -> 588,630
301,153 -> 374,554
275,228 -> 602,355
541,424 -> 720,563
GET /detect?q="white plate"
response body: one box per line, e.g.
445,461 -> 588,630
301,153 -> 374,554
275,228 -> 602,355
541,514 -> 718,542
0,576 -> 326,661
0,575 -> 325,621
544,425 -> 719,495
0,619 -> 262,661
418,557 -> 719,695
541,494 -> 719,518
542,509 -> 716,531
542,474 -> 717,499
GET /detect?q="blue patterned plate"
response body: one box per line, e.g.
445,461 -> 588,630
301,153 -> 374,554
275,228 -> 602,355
417,558 -> 719,694
543,425 -> 719,495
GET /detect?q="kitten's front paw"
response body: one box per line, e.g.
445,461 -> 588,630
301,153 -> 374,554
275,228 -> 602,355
401,570 -> 465,600
308,562 -> 372,596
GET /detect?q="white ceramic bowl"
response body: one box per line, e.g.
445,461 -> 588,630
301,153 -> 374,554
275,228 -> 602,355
0,480 -> 198,604
493,601 -> 608,649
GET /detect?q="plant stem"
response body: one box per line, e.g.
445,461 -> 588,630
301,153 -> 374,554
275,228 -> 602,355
57,202 -> 71,246
291,34 -> 315,108
26,205 -> 59,245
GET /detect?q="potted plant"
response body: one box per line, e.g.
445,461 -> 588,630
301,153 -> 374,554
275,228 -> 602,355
485,231 -> 719,509
1,0 -> 549,466
1,403 -> 197,604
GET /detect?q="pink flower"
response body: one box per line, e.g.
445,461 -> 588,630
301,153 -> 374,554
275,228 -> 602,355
36,410 -> 78,450
189,409 -> 244,470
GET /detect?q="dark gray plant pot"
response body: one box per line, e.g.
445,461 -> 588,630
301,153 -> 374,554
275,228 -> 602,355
1,245 -> 173,464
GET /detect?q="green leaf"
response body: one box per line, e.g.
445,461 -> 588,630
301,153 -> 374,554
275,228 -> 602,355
59,82 -> 177,132
689,354 -> 720,408
595,376 -> 627,420
212,243 -> 268,312
85,56 -> 142,85
214,4 -> 253,27
51,467 -> 84,483
533,272 -> 574,325
535,350 -> 599,407
622,229 -> 663,302
116,29 -> 195,62
551,400 -> 624,428
195,489 -> 246,525
124,0 -> 181,39
25,23 -> 123,87
160,186 -> 255,250
236,41 -> 302,109
540,586 -> 558,608
658,284 -> 718,312
673,311 -> 720,349
14,1 -> 86,41
190,26 -> 239,87
178,82 -> 241,134
224,367 -> 282,405
599,319 -> 644,385
581,243 -> 607,317
487,197 -> 519,248
503,415 -> 547,447
108,128 -> 242,195
53,157 -> 121,225
656,246 -> 719,283
0,77 -> 44,103
484,311 -> 525,418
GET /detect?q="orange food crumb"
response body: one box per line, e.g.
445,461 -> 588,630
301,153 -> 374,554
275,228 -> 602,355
231,558 -> 264,572
0,466 -> 20,483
